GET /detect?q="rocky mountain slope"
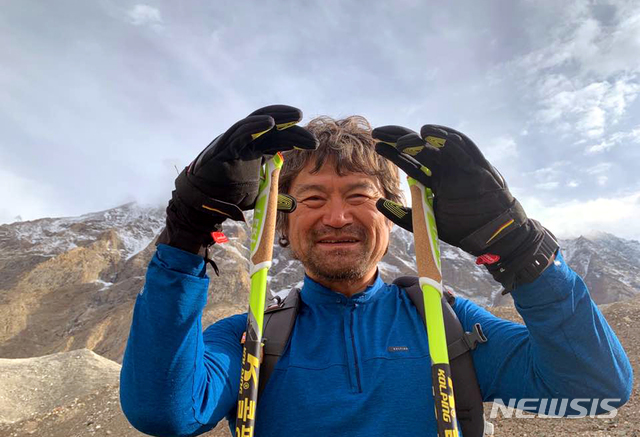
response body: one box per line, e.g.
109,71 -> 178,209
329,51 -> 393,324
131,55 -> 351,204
1,202 -> 639,363
561,231 -> 640,304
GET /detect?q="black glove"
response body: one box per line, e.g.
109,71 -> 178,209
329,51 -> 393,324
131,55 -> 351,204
157,105 -> 318,255
372,125 -> 558,291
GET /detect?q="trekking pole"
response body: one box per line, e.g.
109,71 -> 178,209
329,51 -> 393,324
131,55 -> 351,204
408,177 -> 459,437
236,152 -> 284,437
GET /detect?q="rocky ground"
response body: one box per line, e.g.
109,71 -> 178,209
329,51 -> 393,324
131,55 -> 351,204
485,297 -> 640,437
0,297 -> 637,437
0,382 -> 231,437
0,349 -> 231,437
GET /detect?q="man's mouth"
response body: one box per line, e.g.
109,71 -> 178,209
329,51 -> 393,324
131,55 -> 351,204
316,237 -> 360,245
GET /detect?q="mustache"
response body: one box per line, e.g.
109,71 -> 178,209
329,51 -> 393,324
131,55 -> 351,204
310,225 -> 367,241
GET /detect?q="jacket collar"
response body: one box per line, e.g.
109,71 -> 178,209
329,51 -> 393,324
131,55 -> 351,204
300,271 -> 385,305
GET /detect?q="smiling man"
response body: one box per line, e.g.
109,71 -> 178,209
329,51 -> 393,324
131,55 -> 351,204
120,105 -> 632,437
284,165 -> 392,295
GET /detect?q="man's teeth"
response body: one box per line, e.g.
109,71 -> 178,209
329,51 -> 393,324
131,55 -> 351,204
322,240 -> 357,243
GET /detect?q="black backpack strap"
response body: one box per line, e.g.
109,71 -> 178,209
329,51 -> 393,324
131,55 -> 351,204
258,288 -> 301,398
448,323 -> 487,360
393,276 -> 489,437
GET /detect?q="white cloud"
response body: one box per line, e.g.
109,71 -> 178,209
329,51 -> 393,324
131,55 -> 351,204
577,106 -> 606,138
127,4 -> 163,27
505,4 -> 640,151
514,6 -> 640,78
583,163 -> 611,186
535,181 -> 560,190
535,79 -> 639,141
0,169 -> 63,224
585,162 -> 612,175
481,135 -> 518,164
583,8 -> 640,76
604,79 -> 640,119
586,126 -> 640,154
526,161 -> 570,191
586,138 -> 615,154
521,191 -> 640,241
567,180 -> 580,188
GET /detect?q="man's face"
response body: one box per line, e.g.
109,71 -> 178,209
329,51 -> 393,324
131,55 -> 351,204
286,161 -> 392,285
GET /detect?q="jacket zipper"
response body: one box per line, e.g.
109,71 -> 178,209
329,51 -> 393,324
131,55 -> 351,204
349,305 -> 363,393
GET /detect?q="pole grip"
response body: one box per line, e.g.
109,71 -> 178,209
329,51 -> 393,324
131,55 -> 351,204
409,183 -> 441,282
251,153 -> 283,266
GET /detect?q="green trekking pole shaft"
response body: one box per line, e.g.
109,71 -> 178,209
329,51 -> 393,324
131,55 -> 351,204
408,177 -> 459,437
235,152 -> 284,437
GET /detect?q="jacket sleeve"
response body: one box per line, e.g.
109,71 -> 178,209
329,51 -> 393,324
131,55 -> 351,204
453,250 -> 633,416
119,244 -> 246,436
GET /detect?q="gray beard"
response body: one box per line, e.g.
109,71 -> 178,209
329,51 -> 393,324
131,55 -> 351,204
291,225 -> 373,283
293,246 -> 372,282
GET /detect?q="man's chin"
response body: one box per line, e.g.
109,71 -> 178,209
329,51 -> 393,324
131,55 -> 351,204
307,259 -> 370,282
311,268 -> 366,282
291,246 -> 372,281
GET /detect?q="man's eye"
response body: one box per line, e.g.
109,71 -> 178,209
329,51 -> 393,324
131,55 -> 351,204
348,194 -> 371,204
302,196 -> 325,207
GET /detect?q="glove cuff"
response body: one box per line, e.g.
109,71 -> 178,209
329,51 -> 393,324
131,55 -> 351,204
156,195 -> 224,254
484,221 -> 559,292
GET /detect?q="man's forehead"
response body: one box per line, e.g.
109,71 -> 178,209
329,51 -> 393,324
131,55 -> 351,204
290,164 -> 383,195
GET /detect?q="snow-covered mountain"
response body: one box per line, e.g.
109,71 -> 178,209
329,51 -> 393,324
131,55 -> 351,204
1,203 -> 639,361
0,202 -> 165,261
3,203 -> 640,306
560,231 -> 640,304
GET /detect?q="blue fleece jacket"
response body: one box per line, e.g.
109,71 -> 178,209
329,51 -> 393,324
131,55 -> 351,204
120,244 -> 632,437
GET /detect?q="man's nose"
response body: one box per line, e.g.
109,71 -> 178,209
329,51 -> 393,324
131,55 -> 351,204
321,200 -> 353,228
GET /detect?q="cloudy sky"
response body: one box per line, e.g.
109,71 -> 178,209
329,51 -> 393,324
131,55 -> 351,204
1,0 -> 640,241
